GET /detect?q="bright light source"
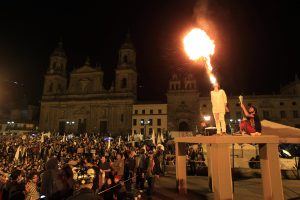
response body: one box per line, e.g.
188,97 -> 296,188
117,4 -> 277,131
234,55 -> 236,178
71,121 -> 75,124
238,119 -> 241,122
203,115 -> 211,121
282,149 -> 292,157
229,119 -> 233,122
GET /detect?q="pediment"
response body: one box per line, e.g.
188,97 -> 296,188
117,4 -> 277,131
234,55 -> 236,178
73,65 -> 98,74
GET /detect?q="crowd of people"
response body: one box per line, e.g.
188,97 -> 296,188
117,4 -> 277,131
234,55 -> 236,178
0,133 -> 172,200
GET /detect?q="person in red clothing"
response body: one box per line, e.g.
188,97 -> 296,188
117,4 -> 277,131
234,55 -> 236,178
239,102 -> 262,135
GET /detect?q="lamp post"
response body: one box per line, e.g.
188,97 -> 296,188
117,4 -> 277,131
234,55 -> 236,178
7,121 -> 15,134
203,115 -> 211,127
141,120 -> 151,138
66,121 -> 75,134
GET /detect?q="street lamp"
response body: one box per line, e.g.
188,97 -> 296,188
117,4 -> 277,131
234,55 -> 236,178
203,115 -> 211,122
7,121 -> 15,133
66,121 -> 75,133
141,120 -> 151,138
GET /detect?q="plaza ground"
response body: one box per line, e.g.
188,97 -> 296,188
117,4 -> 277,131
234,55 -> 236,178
148,174 -> 300,200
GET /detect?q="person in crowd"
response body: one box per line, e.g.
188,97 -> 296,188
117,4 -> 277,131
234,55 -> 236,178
210,83 -> 228,135
145,150 -> 161,199
135,149 -> 146,191
240,102 -> 262,135
25,171 -> 39,200
112,175 -> 126,200
67,180 -> 101,200
188,148 -> 196,176
40,157 -> 65,200
2,169 -> 25,200
124,151 -> 136,192
100,178 -> 114,200
111,153 -> 124,178
98,156 -> 111,191
61,164 -> 75,199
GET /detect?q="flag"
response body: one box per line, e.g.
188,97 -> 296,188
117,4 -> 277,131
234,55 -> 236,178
45,131 -> 51,138
14,146 -> 21,161
151,129 -> 156,146
40,133 -> 44,143
139,133 -> 143,141
160,132 -> 165,143
85,132 -> 88,138
107,139 -> 111,149
157,133 -> 161,144
118,136 -> 121,146
127,133 -> 130,142
62,133 -> 66,142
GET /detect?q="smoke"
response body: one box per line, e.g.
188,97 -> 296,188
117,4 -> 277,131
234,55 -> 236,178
193,0 -> 217,39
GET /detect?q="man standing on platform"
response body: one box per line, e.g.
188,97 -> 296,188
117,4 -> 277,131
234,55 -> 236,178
210,83 -> 229,135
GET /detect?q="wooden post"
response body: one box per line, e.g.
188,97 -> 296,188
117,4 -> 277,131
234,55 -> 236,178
259,143 -> 284,200
176,142 -> 187,194
211,143 -> 233,200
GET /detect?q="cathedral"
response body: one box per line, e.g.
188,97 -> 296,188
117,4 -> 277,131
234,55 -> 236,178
39,34 -> 137,136
39,33 -> 300,136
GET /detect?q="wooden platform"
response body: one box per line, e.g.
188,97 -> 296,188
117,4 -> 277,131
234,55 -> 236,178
175,135 -> 284,200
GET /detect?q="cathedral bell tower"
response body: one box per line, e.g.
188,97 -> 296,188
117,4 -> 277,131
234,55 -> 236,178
115,32 -> 137,96
43,41 -> 67,95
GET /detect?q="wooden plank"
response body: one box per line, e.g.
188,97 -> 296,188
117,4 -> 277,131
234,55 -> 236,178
175,135 -> 279,144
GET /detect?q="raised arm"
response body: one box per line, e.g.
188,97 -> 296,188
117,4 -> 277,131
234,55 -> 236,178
240,103 -> 254,118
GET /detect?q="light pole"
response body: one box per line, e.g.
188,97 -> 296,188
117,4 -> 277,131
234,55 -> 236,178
66,121 -> 75,134
141,120 -> 151,138
7,121 -> 15,134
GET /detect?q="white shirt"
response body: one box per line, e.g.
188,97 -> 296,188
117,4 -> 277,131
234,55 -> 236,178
210,89 -> 227,113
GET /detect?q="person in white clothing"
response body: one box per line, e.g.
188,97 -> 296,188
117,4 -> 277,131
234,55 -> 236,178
210,83 -> 228,135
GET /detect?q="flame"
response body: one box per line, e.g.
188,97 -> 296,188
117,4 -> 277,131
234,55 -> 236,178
183,28 -> 217,85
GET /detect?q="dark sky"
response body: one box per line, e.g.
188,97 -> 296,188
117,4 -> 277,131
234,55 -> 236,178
0,0 -> 299,108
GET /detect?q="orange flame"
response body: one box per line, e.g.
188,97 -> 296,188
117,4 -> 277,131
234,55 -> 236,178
184,28 -> 217,85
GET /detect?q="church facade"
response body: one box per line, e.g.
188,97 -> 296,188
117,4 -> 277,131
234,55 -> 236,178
167,73 -> 300,132
39,34 -> 137,136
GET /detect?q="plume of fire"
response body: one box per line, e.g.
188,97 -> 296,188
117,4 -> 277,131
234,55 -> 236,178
183,28 -> 217,85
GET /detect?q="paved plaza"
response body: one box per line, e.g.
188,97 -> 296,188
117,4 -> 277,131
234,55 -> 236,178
149,175 -> 300,200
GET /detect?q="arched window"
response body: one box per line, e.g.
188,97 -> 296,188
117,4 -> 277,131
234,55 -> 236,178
179,121 -> 189,131
123,55 -> 128,63
121,78 -> 127,88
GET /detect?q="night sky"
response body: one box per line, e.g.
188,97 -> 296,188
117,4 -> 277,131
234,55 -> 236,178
0,0 -> 300,109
